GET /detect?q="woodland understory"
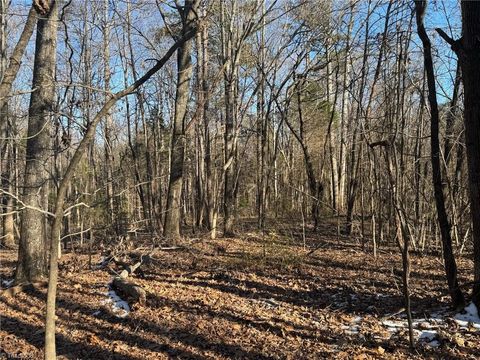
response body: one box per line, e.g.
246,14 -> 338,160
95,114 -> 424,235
1,218 -> 479,359
1,0 -> 480,359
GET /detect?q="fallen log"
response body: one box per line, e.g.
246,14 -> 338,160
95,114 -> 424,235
111,276 -> 146,305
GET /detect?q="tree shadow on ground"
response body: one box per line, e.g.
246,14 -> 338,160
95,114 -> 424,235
0,266 -> 468,360
4,286 -> 274,360
157,272 -> 447,317
0,313 -> 142,360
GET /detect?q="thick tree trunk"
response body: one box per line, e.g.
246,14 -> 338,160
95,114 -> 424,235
196,18 -> 216,235
415,1 -> 465,309
458,1 -> 480,306
221,0 -> 238,237
15,0 -> 59,284
164,0 -> 197,240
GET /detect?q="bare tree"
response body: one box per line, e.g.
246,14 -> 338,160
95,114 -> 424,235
0,5 -> 37,127
164,0 -> 199,239
15,0 -> 59,284
44,27 -> 198,359
415,0 -> 465,310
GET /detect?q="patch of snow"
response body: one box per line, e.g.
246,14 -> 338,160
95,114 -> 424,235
92,310 -> 101,316
417,330 -> 440,348
102,288 -> 130,318
1,279 -> 13,288
352,316 -> 362,323
342,315 -> 363,335
342,324 -> 360,334
383,319 -> 442,340
382,320 -> 406,328
454,302 -> 480,330
418,330 -> 437,341
426,340 -> 440,348
427,316 -> 444,324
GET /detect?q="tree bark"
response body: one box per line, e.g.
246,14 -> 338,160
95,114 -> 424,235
221,0 -> 238,237
0,6 -> 37,128
457,1 -> 480,306
415,0 -> 465,309
0,0 -> 14,248
164,0 -> 198,240
103,0 -> 115,231
15,0 -> 58,284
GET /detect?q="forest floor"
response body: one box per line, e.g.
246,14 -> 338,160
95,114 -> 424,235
1,218 -> 479,359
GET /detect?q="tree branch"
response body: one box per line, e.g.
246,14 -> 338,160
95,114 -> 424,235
435,28 -> 456,46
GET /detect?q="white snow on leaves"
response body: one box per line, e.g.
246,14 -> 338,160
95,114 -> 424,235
1,278 -> 13,288
338,302 -> 480,348
454,302 -> 480,330
100,286 -> 131,318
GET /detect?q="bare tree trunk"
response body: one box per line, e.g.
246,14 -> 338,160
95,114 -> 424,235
453,1 -> 480,306
15,0 -> 58,284
164,0 -> 198,240
194,14 -> 213,231
2,134 -> 15,248
256,0 -> 267,229
1,3 -> 34,245
223,77 -> 237,237
0,0 -> 14,248
415,0 -> 465,309
44,26 -> 197,359
103,0 -> 115,231
197,16 -> 217,237
296,80 -> 321,229
337,1 -> 355,214
221,0 -> 238,237
0,6 -> 37,129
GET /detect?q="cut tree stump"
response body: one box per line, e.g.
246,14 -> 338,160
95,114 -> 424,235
111,276 -> 146,305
